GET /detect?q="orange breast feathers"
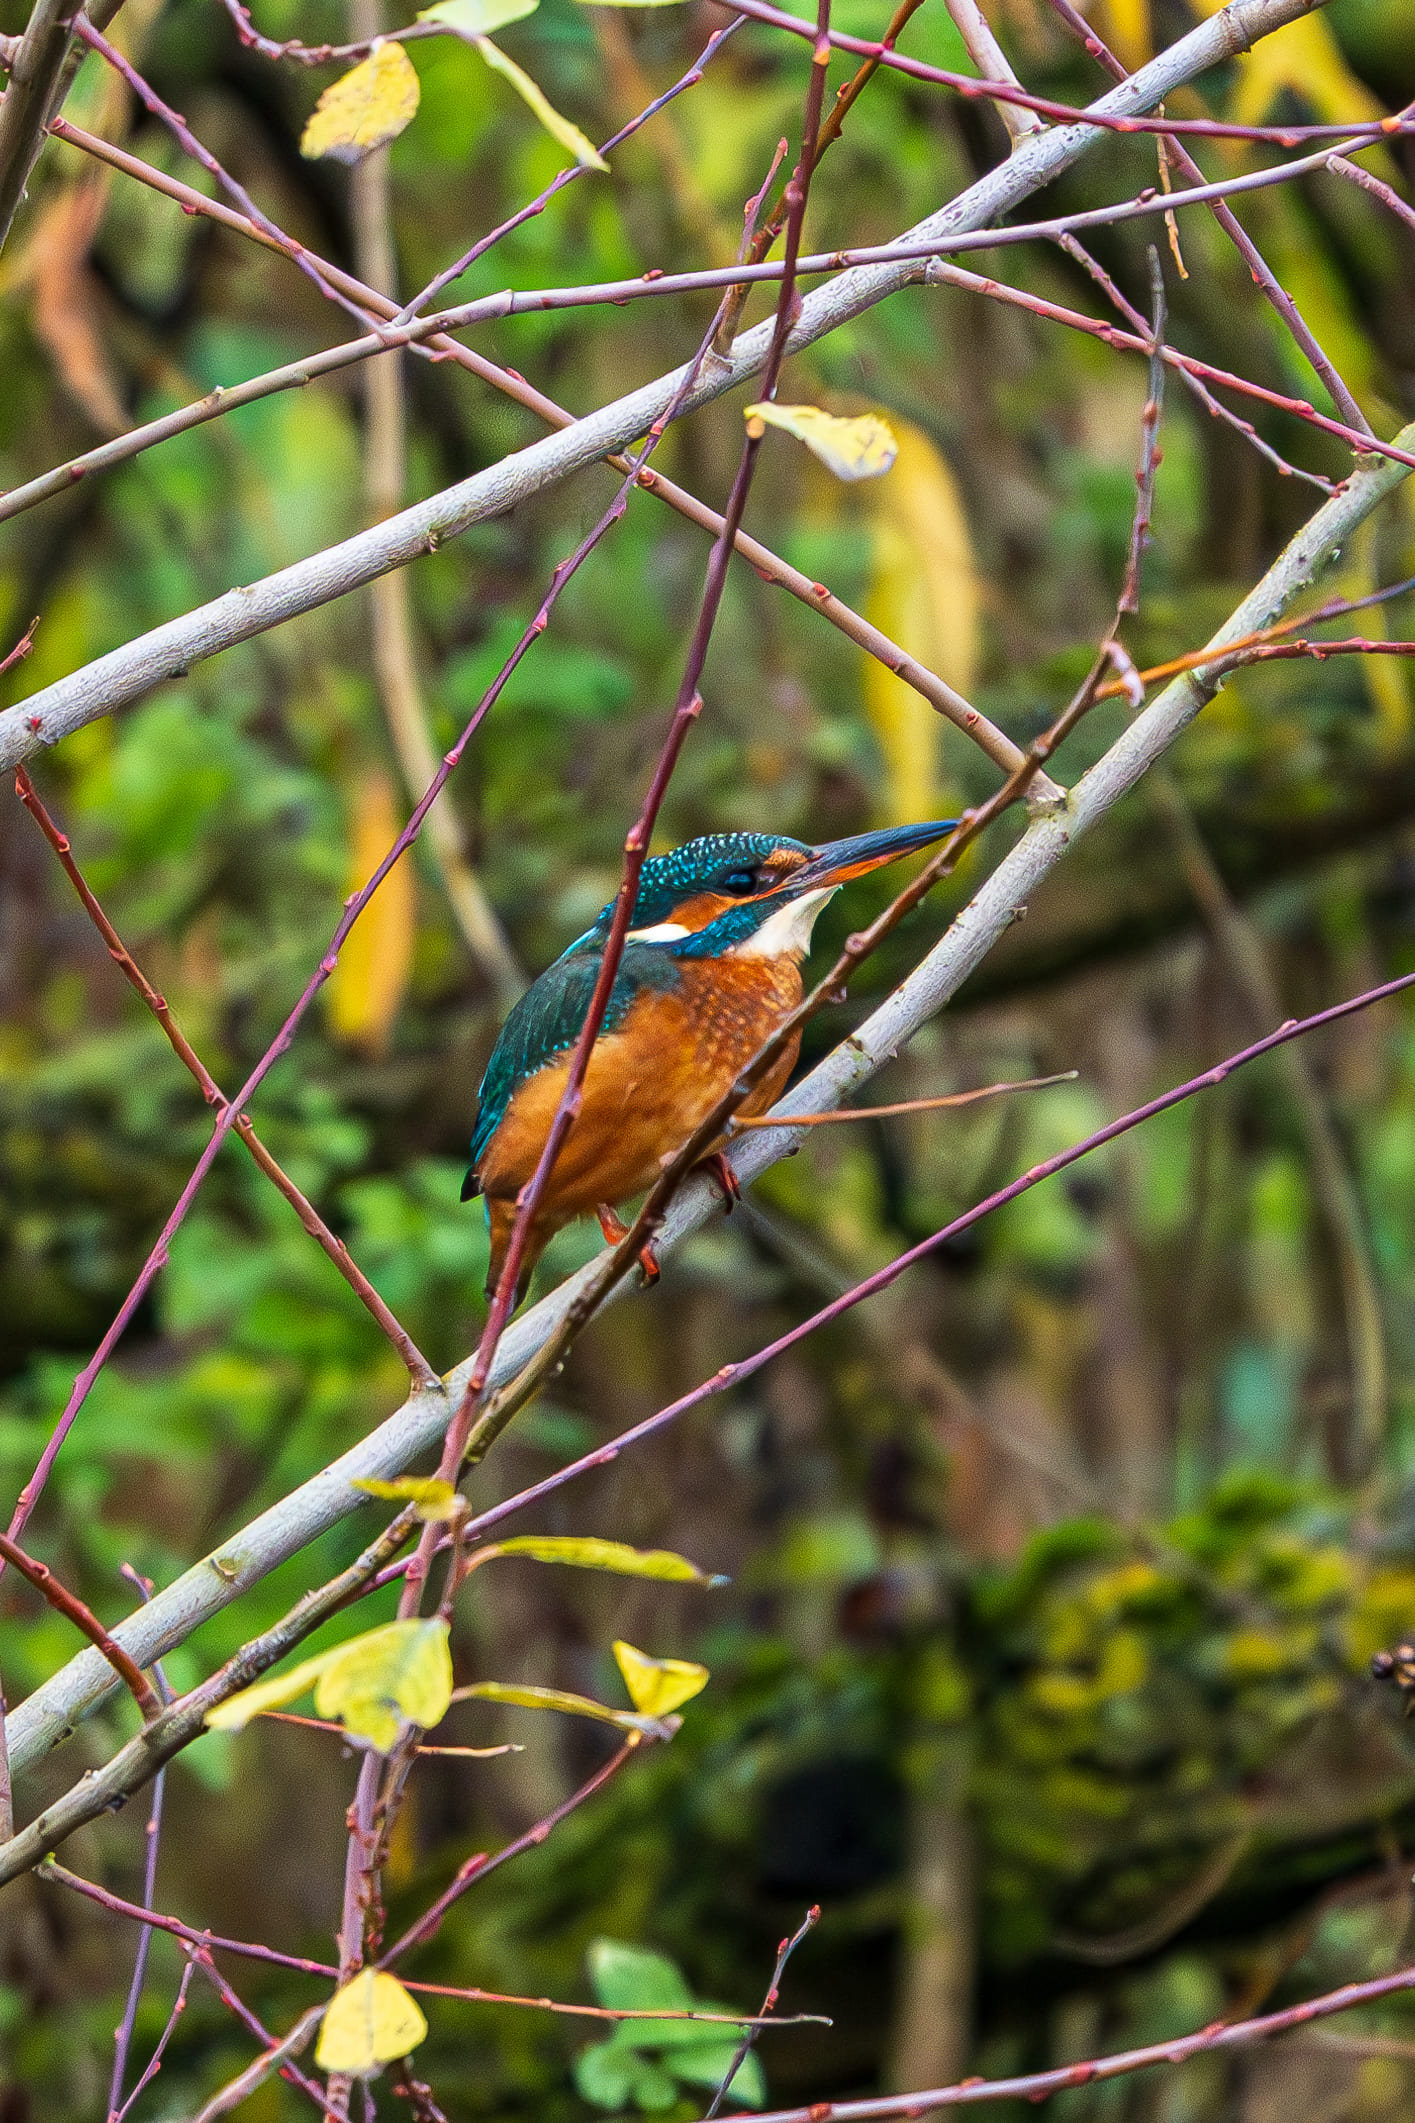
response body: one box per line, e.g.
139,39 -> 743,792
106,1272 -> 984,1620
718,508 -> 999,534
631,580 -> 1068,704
474,953 -> 804,1228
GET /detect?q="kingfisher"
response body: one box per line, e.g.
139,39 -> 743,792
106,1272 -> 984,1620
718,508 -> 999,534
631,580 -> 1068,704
462,818 -> 958,1302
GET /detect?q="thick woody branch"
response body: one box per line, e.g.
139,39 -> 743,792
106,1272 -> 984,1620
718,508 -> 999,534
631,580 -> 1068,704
19,120 -> 1032,786
942,0 -> 1045,147
7,145 -> 1391,521
0,0 -> 82,254
8,394 -> 1410,1783
0,1511 -> 416,1885
0,0 -> 1331,771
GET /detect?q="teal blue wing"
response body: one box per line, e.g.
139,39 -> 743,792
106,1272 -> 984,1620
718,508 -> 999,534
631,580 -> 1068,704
461,942 -> 678,1199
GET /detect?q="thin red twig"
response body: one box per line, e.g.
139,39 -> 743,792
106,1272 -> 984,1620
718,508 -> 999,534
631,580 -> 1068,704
0,1534 -> 159,1719
705,1906 -> 820,2120
1055,232 -> 1334,493
380,1735 -> 647,1965
13,768 -> 438,1386
73,20 -> 377,328
0,617 -> 38,678
923,256 -> 1410,471
108,1566 -> 173,2123
723,0 -> 1414,148
1119,248 -> 1167,617
44,1859 -> 342,1976
706,1950 -> 1415,2115
395,1982 -> 826,2026
111,1954 -> 195,2123
385,964 -> 1415,1586
729,1071 -> 1078,1126
201,0 -> 1415,148
1327,152 -> 1415,234
190,1949 -> 328,2113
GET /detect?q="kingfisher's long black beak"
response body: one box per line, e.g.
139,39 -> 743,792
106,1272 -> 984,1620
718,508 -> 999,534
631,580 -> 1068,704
784,817 -> 960,894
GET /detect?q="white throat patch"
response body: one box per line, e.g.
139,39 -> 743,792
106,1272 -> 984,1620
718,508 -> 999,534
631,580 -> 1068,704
625,921 -> 691,944
731,885 -> 838,960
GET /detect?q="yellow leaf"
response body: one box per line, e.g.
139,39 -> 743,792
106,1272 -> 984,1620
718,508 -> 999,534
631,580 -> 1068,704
473,37 -> 608,171
301,42 -> 422,164
863,417 -> 980,823
206,1619 -> 453,1749
745,403 -> 898,482
459,1679 -> 655,1730
315,1970 -> 428,2075
326,769 -> 416,1056
352,1476 -> 463,1522
487,1536 -> 727,1584
613,1640 -> 709,1717
314,1618 -> 453,1751
204,1650 -> 336,1733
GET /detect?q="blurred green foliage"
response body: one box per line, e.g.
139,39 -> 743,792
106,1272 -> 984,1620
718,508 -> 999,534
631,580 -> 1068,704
573,1938 -> 767,2111
2,0 -> 1415,2112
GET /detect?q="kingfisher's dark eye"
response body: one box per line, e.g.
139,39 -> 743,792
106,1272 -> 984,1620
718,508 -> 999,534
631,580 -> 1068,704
721,867 -> 758,896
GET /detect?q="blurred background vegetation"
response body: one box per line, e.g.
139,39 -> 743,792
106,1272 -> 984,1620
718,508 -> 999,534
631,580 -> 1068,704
3,0 -> 1415,2110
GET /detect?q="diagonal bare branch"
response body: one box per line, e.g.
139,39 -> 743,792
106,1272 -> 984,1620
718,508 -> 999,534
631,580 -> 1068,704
8,401 -> 1412,1786
0,0 -> 1331,773
0,0 -> 83,254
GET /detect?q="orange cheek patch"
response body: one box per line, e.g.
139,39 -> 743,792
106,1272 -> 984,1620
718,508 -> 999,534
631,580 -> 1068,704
668,893 -> 735,933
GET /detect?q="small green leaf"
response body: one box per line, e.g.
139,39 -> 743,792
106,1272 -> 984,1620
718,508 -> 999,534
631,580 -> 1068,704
489,1535 -> 726,1585
315,1969 -> 427,2074
575,2040 -> 642,2109
352,1475 -> 462,1522
613,1641 -> 709,1717
459,1679 -> 656,1731
588,1939 -> 694,2013
671,2045 -> 766,2103
631,2061 -> 680,2111
418,0 -> 537,31
473,37 -> 608,170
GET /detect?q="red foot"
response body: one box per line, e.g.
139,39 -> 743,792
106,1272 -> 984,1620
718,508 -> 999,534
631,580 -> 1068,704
596,1204 -> 661,1286
695,1150 -> 741,1213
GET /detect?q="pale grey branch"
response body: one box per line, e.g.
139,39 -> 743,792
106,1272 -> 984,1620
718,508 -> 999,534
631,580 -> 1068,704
0,0 -> 82,255
0,0 -> 1327,772
9,404 -> 1410,1785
